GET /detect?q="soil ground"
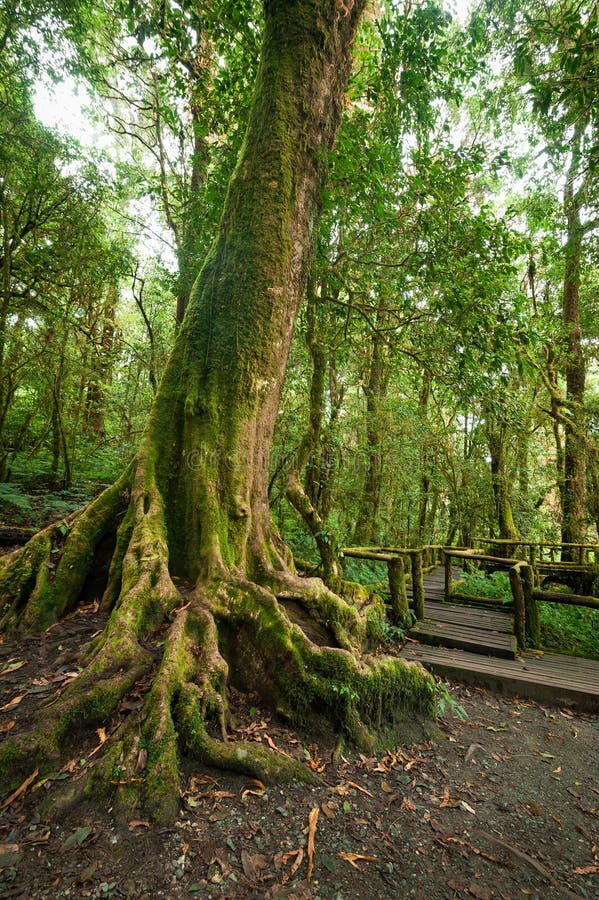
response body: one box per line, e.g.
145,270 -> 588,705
0,603 -> 598,900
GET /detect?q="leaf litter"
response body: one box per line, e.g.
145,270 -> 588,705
0,615 -> 598,899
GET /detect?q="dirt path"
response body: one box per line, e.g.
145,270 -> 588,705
1,608 -> 598,899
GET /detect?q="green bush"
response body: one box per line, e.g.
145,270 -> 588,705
453,569 -> 512,602
539,603 -> 599,660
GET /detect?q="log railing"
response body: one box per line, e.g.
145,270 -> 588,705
443,547 -> 598,650
340,545 -> 446,625
341,542 -> 597,651
471,537 -> 598,566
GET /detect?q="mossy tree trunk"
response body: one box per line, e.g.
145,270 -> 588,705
353,301 -> 390,546
485,423 -> 518,542
0,0 -> 434,823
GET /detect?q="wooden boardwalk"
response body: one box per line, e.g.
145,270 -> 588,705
400,567 -> 599,712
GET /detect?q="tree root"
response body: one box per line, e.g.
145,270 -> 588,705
0,462 -> 435,823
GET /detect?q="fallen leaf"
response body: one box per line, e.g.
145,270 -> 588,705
465,743 -> 485,764
573,865 -> 599,875
320,801 -> 336,819
0,767 -> 39,811
400,797 -> 416,812
0,694 -> 24,711
62,825 -> 92,849
460,800 -> 476,815
282,847 -> 304,883
128,820 -> 150,831
537,751 -> 555,759
0,843 -> 19,854
241,849 -> 268,880
0,719 -> 15,733
265,734 -> 294,761
380,780 -> 394,794
241,778 -> 266,799
306,806 -> 319,881
339,851 -> 377,869
468,882 -> 492,899
0,659 -> 27,676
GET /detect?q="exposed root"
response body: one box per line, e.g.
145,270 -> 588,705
0,467 -> 131,632
0,457 -> 435,823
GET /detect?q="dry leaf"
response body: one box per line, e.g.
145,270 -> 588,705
573,865 -> 599,875
330,783 -> 350,796
306,806 -> 319,881
400,797 -> 416,812
380,780 -> 394,794
128,820 -> 150,831
0,843 -> 19,854
346,780 -> 374,798
339,851 -> 377,869
241,778 -> 266,799
0,719 -> 15,733
241,849 -> 268,880
320,801 -> 336,819
465,743 -> 485,764
0,767 -> 38,811
282,847 -> 304,883
265,734 -> 294,760
0,694 -> 24,711
460,800 -> 476,815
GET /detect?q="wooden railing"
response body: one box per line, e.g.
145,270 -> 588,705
443,546 -> 598,650
471,537 -> 598,566
340,545 -> 446,626
341,541 -> 598,651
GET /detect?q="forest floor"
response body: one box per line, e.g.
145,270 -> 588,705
0,603 -> 598,900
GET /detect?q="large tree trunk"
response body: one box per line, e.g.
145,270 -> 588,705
0,0 -> 433,823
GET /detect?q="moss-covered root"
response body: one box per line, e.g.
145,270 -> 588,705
268,570 -> 388,651
0,467 -> 131,633
216,578 -> 435,750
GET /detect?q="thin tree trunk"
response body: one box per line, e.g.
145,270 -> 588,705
561,130 -> 586,551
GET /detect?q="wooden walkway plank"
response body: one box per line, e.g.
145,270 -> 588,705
399,644 -> 599,711
400,565 -> 599,712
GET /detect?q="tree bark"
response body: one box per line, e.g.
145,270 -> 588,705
0,0 -> 433,823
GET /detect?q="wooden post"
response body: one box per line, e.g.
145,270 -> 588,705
444,550 -> 452,602
410,550 -> 425,621
522,563 -> 540,648
387,557 -> 409,627
509,564 -> 526,650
